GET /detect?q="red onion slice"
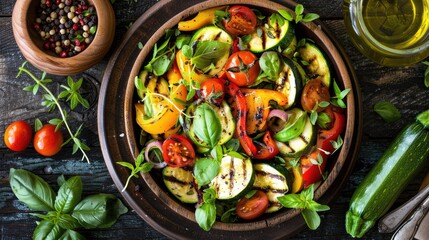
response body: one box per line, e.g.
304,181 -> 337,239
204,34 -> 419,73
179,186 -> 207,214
267,109 -> 288,134
145,140 -> 166,169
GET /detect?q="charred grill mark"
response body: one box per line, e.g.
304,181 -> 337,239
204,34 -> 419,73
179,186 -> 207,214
214,32 -> 223,41
229,157 -> 235,190
255,170 -> 285,181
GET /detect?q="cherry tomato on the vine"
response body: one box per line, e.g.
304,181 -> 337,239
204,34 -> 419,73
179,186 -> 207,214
34,124 -> 64,156
161,134 -> 196,168
199,78 -> 226,105
301,78 -> 331,112
225,51 -> 260,87
224,5 -> 257,36
4,120 -> 32,152
236,190 -> 269,220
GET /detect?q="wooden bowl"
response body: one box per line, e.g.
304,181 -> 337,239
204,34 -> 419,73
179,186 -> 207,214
12,0 -> 115,76
98,0 -> 363,239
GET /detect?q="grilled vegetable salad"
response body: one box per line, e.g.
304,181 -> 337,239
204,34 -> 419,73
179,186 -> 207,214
132,5 -> 348,231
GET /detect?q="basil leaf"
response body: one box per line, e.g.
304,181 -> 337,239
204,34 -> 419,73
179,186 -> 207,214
194,158 -> 220,186
58,214 -> 81,230
33,220 -> 65,240
55,176 -> 82,214
302,209 -> 321,230
374,100 -> 401,123
195,202 -> 216,231
152,54 -> 173,76
277,193 -> 306,209
9,168 -> 56,211
259,51 -> 281,80
58,229 -> 86,240
193,103 -> 222,148
72,194 -> 128,229
192,40 -> 230,70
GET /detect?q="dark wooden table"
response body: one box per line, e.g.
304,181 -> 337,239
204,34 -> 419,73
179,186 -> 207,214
1,0 -> 428,239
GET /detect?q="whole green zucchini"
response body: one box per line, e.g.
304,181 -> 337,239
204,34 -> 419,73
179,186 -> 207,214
346,110 -> 429,238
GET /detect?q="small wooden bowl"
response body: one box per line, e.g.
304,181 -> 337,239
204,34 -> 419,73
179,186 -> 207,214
12,0 -> 115,76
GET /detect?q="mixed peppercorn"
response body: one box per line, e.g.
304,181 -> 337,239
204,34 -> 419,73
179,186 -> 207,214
34,0 -> 98,57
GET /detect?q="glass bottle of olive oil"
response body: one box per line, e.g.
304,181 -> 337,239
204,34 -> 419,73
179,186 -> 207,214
343,0 -> 429,66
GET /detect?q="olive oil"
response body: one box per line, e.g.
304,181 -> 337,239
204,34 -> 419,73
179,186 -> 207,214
343,0 -> 429,66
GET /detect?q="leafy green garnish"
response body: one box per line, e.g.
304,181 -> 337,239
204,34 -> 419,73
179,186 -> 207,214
18,62 -> 91,163
183,40 -> 230,72
259,51 -> 282,81
277,4 -> 320,24
331,80 -> 350,108
9,168 -> 127,240
193,103 -> 222,148
374,100 -> 401,123
116,150 -> 153,192
193,158 -> 220,186
277,184 -> 329,230
195,188 -> 217,231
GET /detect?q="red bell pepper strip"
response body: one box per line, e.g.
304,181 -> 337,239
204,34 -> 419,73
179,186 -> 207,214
301,106 -> 346,188
253,131 -> 279,160
224,80 -> 257,157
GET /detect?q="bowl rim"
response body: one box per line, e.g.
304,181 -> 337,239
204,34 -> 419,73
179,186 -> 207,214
98,0 -> 363,238
11,0 -> 115,75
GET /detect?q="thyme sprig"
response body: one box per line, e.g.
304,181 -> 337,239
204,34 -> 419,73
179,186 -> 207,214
18,62 -> 91,163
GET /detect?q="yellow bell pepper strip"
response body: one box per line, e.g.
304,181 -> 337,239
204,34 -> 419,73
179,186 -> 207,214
176,49 -> 211,84
178,7 -> 224,31
240,88 -> 288,134
135,83 -> 188,135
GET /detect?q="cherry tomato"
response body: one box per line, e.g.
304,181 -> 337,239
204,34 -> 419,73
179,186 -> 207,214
301,78 -> 331,112
224,5 -> 257,36
199,78 -> 226,105
236,190 -> 269,220
161,134 -> 196,168
225,51 -> 260,87
34,124 -> 64,156
4,120 -> 32,152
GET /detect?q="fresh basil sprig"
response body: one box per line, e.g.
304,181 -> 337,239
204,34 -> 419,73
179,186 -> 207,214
9,168 -> 127,240
195,188 -> 217,231
374,100 -> 401,123
193,103 -> 222,148
277,184 -> 329,230
193,158 -> 220,187
182,40 -> 230,71
277,4 -> 320,24
259,51 -> 282,81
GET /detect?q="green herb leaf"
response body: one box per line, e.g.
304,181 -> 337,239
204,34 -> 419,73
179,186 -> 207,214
302,209 -> 321,230
54,176 -> 82,214
193,103 -> 222,148
191,40 -> 230,71
194,158 -> 220,186
9,168 -> 56,211
72,194 -> 128,229
33,220 -> 65,240
302,13 -> 320,22
57,214 -> 81,230
259,51 -> 281,80
195,188 -> 217,231
277,9 -> 293,21
374,100 -> 401,123
417,109 -> 429,128
58,229 -> 86,240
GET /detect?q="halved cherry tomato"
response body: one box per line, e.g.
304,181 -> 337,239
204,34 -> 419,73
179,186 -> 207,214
161,134 -> 196,168
236,190 -> 269,220
199,78 -> 225,105
225,51 -> 260,87
224,5 -> 257,36
301,106 -> 345,188
4,120 -> 32,152
301,78 -> 331,112
253,131 -> 279,160
34,124 -> 63,157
